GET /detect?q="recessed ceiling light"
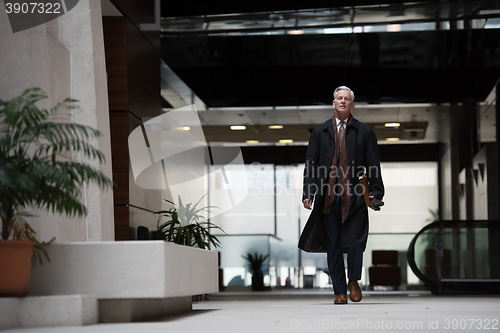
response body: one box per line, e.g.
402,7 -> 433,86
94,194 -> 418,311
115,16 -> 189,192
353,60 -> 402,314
279,139 -> 293,143
246,140 -> 259,143
386,138 -> 400,141
230,126 -> 246,130
269,125 -> 283,129
289,30 -> 304,35
324,27 -> 353,34
177,126 -> 190,130
387,24 -> 401,32
385,123 -> 400,128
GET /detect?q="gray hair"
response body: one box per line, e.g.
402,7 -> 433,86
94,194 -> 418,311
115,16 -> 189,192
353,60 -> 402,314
333,86 -> 355,101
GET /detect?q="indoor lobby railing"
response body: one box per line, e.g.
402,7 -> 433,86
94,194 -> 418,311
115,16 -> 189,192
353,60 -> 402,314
407,220 -> 500,295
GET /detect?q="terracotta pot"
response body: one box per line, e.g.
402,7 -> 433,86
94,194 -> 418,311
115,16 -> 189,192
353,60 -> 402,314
0,240 -> 36,297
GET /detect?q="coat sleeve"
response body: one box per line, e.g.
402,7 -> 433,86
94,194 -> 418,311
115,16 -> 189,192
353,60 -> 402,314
365,128 -> 385,200
303,128 -> 321,202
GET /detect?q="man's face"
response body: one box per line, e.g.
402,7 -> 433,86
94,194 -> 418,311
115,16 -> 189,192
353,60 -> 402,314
333,89 -> 354,115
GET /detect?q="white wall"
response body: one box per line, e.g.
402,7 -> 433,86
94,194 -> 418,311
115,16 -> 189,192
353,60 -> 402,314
369,162 -> 439,233
210,163 -> 275,235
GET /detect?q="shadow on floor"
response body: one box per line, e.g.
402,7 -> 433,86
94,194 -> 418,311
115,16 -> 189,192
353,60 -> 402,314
152,309 -> 220,323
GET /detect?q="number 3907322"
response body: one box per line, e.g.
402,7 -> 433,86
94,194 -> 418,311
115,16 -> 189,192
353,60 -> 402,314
5,2 -> 61,14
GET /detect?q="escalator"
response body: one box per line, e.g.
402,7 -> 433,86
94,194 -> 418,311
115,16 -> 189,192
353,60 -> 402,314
407,220 -> 500,295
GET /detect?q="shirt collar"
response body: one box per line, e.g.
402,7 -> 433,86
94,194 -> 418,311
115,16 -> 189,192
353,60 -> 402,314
335,117 -> 346,127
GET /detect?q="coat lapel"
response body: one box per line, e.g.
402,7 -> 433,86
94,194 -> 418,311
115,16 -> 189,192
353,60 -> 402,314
346,118 -> 358,171
346,117 -> 359,215
325,118 -> 335,142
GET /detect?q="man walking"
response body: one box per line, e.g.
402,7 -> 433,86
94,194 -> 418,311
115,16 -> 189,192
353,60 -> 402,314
299,86 -> 384,304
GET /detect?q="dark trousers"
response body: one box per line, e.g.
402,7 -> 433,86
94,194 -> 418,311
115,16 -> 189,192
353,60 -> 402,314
323,197 -> 363,295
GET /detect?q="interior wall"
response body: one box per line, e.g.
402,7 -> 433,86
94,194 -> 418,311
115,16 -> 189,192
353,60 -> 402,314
439,105 -> 461,220
438,101 -> 491,221
109,112 -> 130,240
473,143 -> 499,220
368,162 -> 439,233
473,145 -> 488,220
125,18 -> 163,236
0,0 -> 114,242
103,6 -> 163,240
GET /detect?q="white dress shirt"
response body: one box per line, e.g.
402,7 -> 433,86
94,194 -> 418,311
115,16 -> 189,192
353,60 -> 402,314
335,117 -> 347,132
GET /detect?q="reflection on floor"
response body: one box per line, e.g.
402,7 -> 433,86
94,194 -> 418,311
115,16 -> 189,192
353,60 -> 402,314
4,290 -> 500,333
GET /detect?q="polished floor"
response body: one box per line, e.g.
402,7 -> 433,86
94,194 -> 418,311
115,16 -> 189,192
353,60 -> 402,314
4,290 -> 500,333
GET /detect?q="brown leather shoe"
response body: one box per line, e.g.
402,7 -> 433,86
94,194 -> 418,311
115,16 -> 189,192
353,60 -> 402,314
348,281 -> 362,302
334,294 -> 348,304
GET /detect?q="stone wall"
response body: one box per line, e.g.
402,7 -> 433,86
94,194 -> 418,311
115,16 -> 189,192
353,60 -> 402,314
0,0 -> 114,242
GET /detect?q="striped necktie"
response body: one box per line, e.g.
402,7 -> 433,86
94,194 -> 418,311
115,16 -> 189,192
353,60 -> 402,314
338,120 -> 345,159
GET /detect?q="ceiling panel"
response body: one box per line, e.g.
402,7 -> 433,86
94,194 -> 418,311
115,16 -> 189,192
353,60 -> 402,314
162,29 -> 500,107
245,108 -> 302,125
157,1 -> 499,146
197,109 -> 255,126
196,104 -> 448,144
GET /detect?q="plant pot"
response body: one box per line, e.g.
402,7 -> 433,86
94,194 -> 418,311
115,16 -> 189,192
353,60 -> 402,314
252,275 -> 265,291
0,240 -> 35,297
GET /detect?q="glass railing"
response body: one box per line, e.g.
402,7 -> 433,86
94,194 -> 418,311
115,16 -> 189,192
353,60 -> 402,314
407,220 -> 500,293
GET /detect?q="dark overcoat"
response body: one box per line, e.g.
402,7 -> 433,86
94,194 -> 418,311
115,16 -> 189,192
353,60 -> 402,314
298,116 -> 384,253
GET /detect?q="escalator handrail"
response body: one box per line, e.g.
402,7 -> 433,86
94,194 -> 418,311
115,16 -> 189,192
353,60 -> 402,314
407,219 -> 500,286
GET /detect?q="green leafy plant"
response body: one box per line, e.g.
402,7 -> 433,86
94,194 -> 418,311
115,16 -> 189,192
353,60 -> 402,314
8,212 -> 54,265
242,252 -> 269,291
0,88 -> 114,263
426,208 -> 440,222
242,252 -> 269,277
154,194 -> 225,249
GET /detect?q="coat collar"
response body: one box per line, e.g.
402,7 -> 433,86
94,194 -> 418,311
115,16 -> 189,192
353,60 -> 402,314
321,115 -> 360,140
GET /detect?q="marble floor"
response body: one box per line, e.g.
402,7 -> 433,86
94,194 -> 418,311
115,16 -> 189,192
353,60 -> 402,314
4,290 -> 500,333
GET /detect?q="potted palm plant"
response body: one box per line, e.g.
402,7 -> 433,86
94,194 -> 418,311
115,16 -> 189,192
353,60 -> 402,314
154,194 -> 225,249
0,88 -> 114,297
242,252 -> 269,291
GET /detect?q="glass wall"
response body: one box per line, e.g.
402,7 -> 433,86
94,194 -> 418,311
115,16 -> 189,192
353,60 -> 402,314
210,163 -> 275,235
210,161 -> 438,289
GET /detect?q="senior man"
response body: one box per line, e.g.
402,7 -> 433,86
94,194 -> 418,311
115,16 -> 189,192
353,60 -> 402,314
299,86 -> 384,304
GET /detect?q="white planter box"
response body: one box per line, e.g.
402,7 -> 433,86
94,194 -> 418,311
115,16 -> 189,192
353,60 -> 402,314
30,241 -> 219,299
0,295 -> 97,329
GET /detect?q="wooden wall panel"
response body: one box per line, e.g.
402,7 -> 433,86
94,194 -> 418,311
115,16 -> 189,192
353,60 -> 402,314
127,20 -> 161,119
109,0 -> 155,27
103,17 -> 128,111
109,112 -> 129,241
109,0 -> 159,51
113,205 -> 130,241
109,112 -> 129,205
104,7 -> 161,240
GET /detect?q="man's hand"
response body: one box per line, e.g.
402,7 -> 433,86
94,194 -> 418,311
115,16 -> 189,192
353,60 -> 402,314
369,195 -> 384,211
303,199 -> 313,210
